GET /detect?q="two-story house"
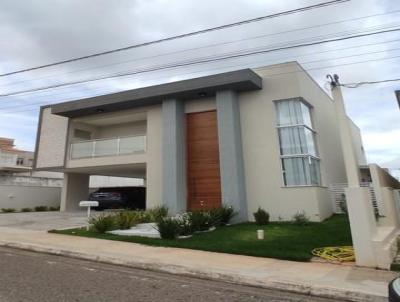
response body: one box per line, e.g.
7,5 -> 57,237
34,61 -> 365,222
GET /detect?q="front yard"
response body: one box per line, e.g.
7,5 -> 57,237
51,214 -> 352,262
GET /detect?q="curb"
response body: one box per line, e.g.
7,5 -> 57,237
0,240 -> 386,302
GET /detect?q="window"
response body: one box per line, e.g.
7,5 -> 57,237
275,99 -> 321,186
16,157 -> 24,165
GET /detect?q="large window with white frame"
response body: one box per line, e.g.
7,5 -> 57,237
275,98 -> 321,186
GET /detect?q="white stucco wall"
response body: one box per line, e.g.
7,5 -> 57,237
239,62 -> 346,222
36,107 -> 69,169
0,185 -> 61,210
349,118 -> 368,166
97,121 -> 146,138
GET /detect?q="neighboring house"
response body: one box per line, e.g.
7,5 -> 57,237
34,62 -> 367,221
0,137 -> 61,210
0,137 -> 33,173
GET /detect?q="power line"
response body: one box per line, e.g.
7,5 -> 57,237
0,0 -> 350,77
340,78 -> 400,88
1,26 -> 399,98
1,41 -> 398,108
2,51 -> 400,114
1,33 -> 399,107
2,8 -> 399,88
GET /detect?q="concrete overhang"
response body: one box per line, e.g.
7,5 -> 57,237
50,69 -> 263,118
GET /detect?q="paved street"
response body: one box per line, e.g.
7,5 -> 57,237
0,247 -> 340,302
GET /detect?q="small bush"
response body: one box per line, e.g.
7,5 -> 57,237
209,206 -> 235,226
147,206 -> 168,222
49,206 -> 60,211
338,194 -> 347,215
176,213 -> 193,236
89,214 -> 116,233
34,206 -> 48,212
292,211 -> 310,226
253,207 -> 270,225
1,208 -> 16,213
157,217 -> 181,239
115,211 -> 139,230
135,210 -> 152,223
21,208 -> 33,212
188,210 -> 211,232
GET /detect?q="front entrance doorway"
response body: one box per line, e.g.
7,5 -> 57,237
186,110 -> 222,210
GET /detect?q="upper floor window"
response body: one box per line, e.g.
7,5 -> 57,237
16,157 -> 24,165
275,99 -> 321,186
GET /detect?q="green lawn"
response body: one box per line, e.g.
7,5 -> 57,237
50,214 -> 352,262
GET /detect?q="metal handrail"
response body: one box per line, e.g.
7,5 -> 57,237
70,134 -> 144,144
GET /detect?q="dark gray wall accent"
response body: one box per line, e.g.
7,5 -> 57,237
51,69 -> 262,118
216,90 -> 248,222
162,98 -> 186,214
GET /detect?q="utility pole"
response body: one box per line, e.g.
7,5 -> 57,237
327,74 -> 361,188
328,74 -> 377,267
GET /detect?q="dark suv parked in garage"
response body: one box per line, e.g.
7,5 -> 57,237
89,187 -> 145,210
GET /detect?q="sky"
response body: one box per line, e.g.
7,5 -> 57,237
0,0 -> 399,172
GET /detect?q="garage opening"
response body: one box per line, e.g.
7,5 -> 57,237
89,176 -> 146,211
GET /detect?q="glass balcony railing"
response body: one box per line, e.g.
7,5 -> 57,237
70,135 -> 146,160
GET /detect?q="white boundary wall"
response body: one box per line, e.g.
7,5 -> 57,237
0,185 -> 61,210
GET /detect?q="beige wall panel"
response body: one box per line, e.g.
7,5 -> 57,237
97,121 -> 147,138
240,62 -> 343,222
36,107 -> 69,169
185,97 -> 216,113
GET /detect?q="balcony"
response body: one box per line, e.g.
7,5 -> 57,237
70,135 -> 146,160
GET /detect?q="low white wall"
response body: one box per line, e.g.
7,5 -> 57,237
0,185 -> 61,210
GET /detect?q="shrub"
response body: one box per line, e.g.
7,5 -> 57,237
21,208 -> 33,212
292,211 -> 310,226
34,206 -> 48,212
115,211 -> 139,230
49,206 -> 60,211
176,213 -> 193,236
1,208 -> 16,213
147,206 -> 168,222
338,193 -> 347,215
89,214 -> 116,233
209,206 -> 235,226
253,207 -> 270,225
188,210 -> 211,232
157,217 -> 181,239
134,210 -> 152,223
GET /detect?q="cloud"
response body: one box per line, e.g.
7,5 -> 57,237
0,0 -> 398,167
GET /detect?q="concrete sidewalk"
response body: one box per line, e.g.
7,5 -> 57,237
0,226 -> 395,302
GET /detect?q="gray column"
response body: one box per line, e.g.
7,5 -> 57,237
162,98 -> 186,214
216,90 -> 248,222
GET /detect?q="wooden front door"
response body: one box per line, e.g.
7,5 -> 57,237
186,110 -> 221,210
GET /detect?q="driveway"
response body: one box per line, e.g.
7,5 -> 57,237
0,211 -> 89,231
